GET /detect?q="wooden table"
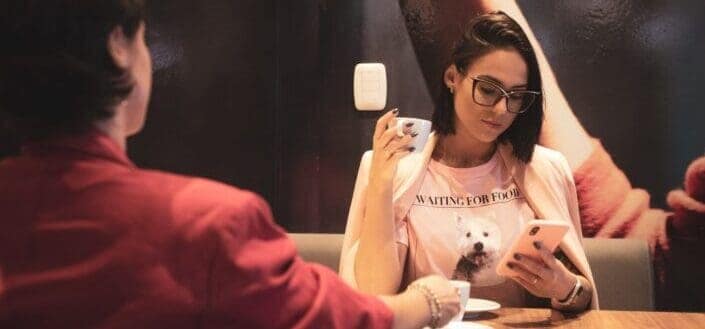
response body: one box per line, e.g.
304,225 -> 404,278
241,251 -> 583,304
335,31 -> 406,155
466,307 -> 705,328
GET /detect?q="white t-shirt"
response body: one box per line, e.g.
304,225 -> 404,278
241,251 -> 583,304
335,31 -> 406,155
398,151 -> 536,306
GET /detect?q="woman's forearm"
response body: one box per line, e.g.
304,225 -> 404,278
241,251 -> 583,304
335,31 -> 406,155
379,291 -> 431,329
354,182 -> 404,294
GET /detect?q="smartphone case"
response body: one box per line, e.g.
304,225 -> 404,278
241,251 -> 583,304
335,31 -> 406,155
496,219 -> 570,277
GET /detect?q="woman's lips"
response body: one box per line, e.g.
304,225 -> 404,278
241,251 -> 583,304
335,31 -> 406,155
481,119 -> 502,129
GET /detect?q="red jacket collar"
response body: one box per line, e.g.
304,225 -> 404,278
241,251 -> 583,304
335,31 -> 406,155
21,130 -> 135,167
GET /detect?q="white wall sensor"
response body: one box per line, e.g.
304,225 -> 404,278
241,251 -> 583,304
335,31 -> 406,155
354,63 -> 387,111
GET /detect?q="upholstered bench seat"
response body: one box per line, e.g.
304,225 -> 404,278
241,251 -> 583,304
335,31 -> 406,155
288,234 -> 654,311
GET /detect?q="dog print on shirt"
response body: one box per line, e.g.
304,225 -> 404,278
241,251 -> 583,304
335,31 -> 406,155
452,213 -> 503,284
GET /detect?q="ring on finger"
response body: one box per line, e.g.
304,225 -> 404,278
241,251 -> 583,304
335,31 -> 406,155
531,276 -> 539,285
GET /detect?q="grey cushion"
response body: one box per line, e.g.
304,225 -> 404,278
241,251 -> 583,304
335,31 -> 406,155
583,238 -> 654,310
289,233 -> 344,272
288,234 -> 654,311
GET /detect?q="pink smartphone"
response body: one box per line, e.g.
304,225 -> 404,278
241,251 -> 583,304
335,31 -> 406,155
496,219 -> 570,277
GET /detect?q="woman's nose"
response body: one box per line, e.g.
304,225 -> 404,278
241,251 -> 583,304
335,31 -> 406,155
491,97 -> 509,115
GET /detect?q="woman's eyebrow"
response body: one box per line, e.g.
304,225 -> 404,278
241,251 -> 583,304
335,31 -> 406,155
477,74 -> 528,90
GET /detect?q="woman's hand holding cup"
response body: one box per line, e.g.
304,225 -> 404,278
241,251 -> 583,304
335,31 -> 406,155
368,109 -> 416,189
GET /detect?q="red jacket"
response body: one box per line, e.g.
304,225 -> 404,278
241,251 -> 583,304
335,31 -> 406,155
0,131 -> 393,329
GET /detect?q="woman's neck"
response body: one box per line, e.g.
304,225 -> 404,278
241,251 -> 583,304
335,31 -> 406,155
433,131 -> 497,168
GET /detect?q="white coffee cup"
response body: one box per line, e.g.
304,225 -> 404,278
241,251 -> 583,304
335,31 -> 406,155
449,280 -> 471,322
395,117 -> 432,153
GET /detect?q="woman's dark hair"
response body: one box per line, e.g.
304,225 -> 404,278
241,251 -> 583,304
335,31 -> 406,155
0,0 -> 146,141
431,11 -> 543,163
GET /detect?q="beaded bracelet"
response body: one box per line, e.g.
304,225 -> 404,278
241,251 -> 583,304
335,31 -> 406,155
409,283 -> 442,328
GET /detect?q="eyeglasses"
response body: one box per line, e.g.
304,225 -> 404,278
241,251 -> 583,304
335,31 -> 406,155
468,76 -> 541,114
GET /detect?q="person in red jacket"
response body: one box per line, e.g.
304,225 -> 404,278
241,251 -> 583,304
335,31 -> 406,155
0,1 -> 460,328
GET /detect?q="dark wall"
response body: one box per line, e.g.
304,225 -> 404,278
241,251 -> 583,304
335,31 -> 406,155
275,0 -> 367,232
139,0 -> 376,233
131,1 -> 278,202
276,0 -> 442,232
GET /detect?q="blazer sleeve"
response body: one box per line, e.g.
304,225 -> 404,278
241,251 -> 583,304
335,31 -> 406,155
552,150 -> 601,309
176,187 -> 393,329
555,148 -> 585,244
339,151 -> 373,287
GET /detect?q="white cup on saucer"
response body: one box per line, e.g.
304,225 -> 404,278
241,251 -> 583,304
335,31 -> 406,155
449,280 -> 471,322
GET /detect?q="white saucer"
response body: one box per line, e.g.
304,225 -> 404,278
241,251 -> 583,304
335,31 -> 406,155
441,322 -> 493,329
464,298 -> 501,313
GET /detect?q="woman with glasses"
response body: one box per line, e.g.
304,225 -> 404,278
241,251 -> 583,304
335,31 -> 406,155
340,11 -> 598,314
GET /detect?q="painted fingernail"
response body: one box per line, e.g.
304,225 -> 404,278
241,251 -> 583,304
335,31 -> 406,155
507,263 -> 514,269
408,147 -> 416,152
533,241 -> 542,250
513,253 -> 521,261
391,108 -> 399,114
405,122 -> 414,127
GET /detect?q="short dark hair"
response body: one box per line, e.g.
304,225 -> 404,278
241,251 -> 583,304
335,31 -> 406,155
431,11 -> 543,163
0,0 -> 146,141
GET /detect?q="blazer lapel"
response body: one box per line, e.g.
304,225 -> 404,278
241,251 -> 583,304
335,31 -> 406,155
392,132 -> 438,219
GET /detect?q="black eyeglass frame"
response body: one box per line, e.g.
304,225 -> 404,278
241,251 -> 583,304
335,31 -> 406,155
467,76 -> 541,114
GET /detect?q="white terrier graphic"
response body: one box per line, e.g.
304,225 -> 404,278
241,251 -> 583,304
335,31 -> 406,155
452,213 -> 502,283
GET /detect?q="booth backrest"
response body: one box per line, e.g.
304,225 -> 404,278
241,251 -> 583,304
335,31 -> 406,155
289,233 -> 344,273
288,234 -> 654,310
582,238 -> 654,310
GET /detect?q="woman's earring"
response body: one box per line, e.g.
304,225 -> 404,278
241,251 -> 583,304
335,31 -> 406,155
449,86 -> 454,94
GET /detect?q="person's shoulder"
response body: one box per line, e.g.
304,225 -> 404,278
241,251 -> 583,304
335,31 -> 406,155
532,144 -> 566,162
121,168 -> 270,222
529,145 -> 573,178
181,177 -> 268,216
148,168 -> 264,205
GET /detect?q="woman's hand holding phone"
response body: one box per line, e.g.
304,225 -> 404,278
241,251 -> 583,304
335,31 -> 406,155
506,241 -> 578,301
496,220 -> 578,301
